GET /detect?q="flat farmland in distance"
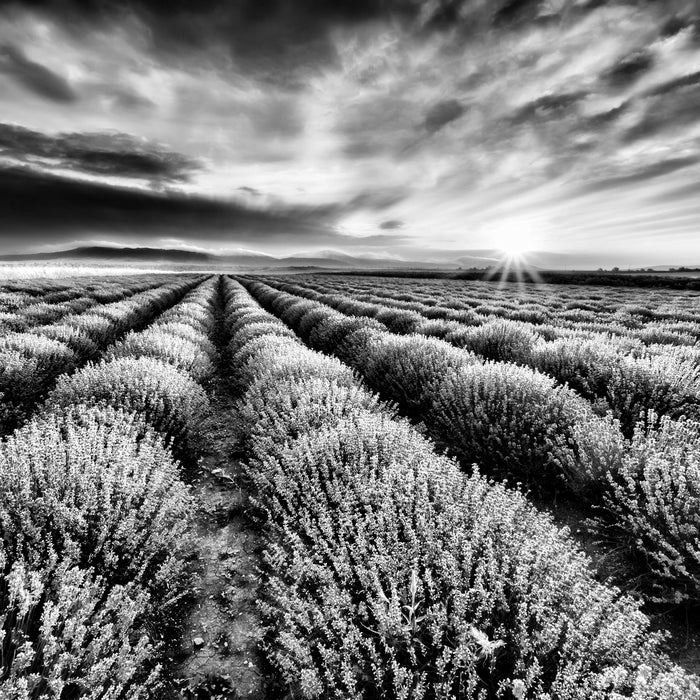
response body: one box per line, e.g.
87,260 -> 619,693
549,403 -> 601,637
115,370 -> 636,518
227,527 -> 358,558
1,272 -> 699,699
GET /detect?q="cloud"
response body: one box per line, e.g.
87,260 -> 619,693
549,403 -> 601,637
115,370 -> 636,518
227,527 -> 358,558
100,86 -> 155,112
338,91 -> 419,158
410,0 -> 572,32
0,165 -> 409,250
0,123 -> 200,182
581,103 -> 629,129
659,13 -> 700,44
237,186 -> 262,196
660,15 -> 690,39
0,43 -> 76,102
0,0 -> 412,86
492,0 -> 543,28
348,189 -> 410,211
0,0 -> 600,88
379,219 -> 404,229
644,70 -> 700,99
424,99 -> 466,133
508,91 -> 589,126
576,156 -> 700,195
600,49 -> 654,87
623,85 -> 700,143
646,180 -> 700,205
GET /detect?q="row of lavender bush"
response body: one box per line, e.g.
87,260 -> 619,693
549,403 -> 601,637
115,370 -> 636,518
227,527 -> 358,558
242,278 -> 700,606
224,277 -> 698,699
0,277 -> 218,697
0,276 -> 162,334
257,277 -> 700,437
0,276 -> 200,434
302,275 -> 700,337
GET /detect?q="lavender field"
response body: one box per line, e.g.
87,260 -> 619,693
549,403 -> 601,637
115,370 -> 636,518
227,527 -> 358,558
0,273 -> 699,699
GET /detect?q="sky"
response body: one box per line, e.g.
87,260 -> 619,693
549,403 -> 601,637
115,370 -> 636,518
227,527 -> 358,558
1,0 -> 700,267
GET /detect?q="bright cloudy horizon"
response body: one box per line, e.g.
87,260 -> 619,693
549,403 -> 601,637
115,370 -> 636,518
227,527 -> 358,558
1,0 -> 700,268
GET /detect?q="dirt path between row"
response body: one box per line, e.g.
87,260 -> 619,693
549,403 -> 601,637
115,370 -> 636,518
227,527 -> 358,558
538,494 -> 700,677
169,277 -> 269,698
173,403 -> 267,698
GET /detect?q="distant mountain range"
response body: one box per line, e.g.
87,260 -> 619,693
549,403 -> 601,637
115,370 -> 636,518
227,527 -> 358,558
0,246 -> 215,263
0,245 -> 458,270
0,245 -> 697,272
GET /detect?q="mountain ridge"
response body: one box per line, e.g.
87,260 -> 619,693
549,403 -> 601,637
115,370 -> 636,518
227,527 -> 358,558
0,245 -> 455,269
1,246 -> 696,272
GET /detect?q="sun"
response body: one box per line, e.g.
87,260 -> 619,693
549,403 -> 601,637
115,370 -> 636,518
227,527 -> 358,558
491,222 -> 534,260
482,219 -> 545,287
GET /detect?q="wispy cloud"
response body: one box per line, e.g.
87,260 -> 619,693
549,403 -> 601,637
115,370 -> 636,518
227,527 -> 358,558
0,43 -> 76,102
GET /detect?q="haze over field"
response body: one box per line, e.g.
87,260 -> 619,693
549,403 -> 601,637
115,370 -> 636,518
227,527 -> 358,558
1,0 -> 700,267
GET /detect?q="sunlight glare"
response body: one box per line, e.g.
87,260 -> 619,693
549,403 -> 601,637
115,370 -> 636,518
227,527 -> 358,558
483,218 -> 545,289
491,220 -> 536,260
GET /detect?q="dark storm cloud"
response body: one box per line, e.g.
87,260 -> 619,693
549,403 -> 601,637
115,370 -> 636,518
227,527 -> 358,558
0,0 -> 593,86
659,14 -> 700,43
660,15 -> 689,38
0,123 -> 199,182
0,165 -> 408,247
601,49 -> 654,88
492,0 -> 542,28
379,219 -> 404,230
1,0 -> 410,85
410,0 -> 572,31
424,99 -> 466,133
0,43 -> 76,102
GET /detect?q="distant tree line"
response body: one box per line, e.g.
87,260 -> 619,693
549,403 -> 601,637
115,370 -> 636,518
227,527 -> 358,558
324,269 -> 700,290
